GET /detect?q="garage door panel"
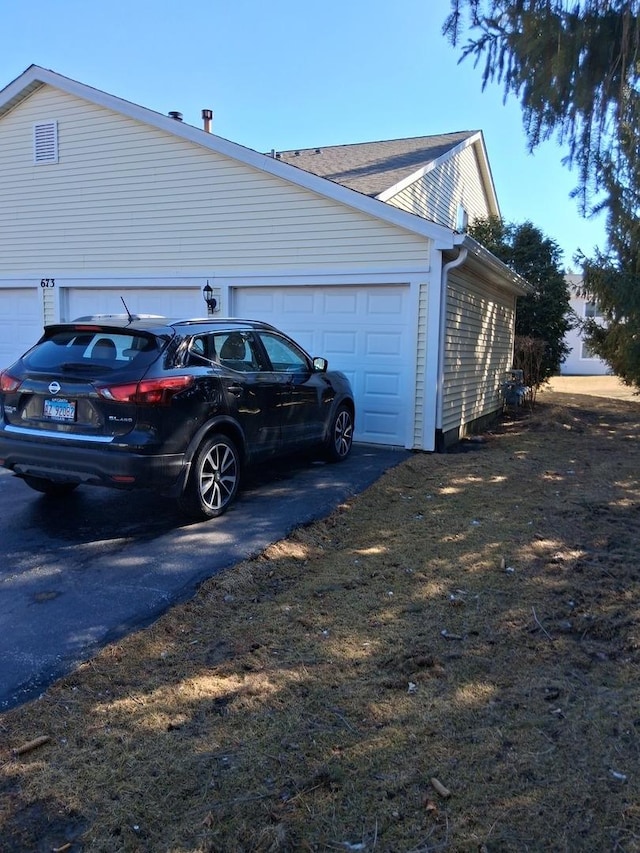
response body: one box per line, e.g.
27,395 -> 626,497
233,284 -> 413,447
365,372 -> 402,397
361,409 -> 403,441
323,292 -> 358,315
322,330 -> 357,356
365,331 -> 404,357
239,291 -> 277,314
282,291 -> 315,313
366,290 -> 406,317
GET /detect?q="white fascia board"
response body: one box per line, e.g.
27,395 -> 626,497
0,65 -> 46,119
376,130 -> 501,219
472,131 -> 501,218
0,66 -> 456,249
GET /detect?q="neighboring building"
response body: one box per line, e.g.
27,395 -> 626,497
0,65 -> 529,451
561,273 -> 611,375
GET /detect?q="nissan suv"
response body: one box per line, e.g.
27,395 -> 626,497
0,316 -> 355,519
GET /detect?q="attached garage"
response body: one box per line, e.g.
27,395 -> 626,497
233,284 -> 415,447
0,66 -> 530,452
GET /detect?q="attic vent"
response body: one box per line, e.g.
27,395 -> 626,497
33,121 -> 58,164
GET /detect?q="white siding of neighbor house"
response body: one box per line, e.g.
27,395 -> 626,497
441,267 -> 516,436
384,145 -> 492,230
560,274 -> 611,376
0,85 -> 430,274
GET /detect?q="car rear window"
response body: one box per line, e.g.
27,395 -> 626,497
23,329 -> 162,373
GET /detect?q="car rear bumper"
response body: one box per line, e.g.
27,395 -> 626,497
0,431 -> 186,491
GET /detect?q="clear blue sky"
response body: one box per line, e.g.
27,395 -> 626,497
3,0 -> 607,268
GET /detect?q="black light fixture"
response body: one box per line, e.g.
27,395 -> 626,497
202,281 -> 217,315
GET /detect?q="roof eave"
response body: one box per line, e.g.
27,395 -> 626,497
452,234 -> 532,296
0,65 -> 46,120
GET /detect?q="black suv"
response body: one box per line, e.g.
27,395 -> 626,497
0,316 -> 355,518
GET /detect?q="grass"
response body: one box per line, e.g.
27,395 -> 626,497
1,378 -> 640,852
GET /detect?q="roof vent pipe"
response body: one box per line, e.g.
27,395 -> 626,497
168,111 -> 183,121
202,109 -> 213,133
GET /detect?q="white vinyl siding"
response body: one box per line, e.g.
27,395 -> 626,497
0,86 -> 429,274
385,145 -> 492,231
560,274 -> 610,375
441,267 -> 515,436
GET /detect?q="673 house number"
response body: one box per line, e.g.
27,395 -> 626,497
40,279 -> 55,288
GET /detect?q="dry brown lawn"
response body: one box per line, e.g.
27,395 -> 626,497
1,377 -> 639,852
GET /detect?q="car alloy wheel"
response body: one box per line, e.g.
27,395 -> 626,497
326,405 -> 354,462
179,433 -> 241,519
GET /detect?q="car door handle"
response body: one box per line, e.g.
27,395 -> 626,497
226,383 -> 244,397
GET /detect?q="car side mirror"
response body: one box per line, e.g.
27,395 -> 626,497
313,357 -> 328,373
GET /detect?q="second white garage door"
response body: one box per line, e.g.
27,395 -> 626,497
233,285 -> 414,447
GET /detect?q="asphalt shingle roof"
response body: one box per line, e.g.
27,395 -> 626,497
272,132 -> 477,197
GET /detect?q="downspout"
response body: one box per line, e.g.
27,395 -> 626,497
436,241 -> 468,440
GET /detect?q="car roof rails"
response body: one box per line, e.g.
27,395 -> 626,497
72,313 -> 168,322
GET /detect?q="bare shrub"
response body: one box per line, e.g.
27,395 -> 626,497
512,334 -> 548,406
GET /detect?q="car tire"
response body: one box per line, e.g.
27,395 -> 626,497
22,475 -> 79,496
325,404 -> 354,462
178,433 -> 241,519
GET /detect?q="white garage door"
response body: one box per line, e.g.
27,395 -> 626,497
0,288 -> 43,369
65,287 -> 203,322
233,285 -> 413,447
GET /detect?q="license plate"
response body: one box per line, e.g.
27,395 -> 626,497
43,398 -> 76,422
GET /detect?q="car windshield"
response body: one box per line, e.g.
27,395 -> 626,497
22,329 -> 162,373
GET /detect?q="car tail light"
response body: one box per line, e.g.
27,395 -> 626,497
96,375 -> 194,405
0,371 -> 22,392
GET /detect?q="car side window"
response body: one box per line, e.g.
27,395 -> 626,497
258,332 -> 310,373
214,332 -> 264,371
185,335 -> 215,366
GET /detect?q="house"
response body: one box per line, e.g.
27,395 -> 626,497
0,65 -> 529,451
560,273 -> 610,375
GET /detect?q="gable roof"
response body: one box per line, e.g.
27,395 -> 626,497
274,133 -> 473,196
0,65 -> 525,294
274,132 -> 501,217
0,65 -> 456,247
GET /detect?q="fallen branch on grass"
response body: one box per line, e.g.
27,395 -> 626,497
532,608 -> 554,641
430,777 -> 451,798
13,735 -> 51,756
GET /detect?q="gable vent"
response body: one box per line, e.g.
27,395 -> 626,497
33,121 -> 59,164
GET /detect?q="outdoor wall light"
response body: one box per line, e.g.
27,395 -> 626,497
202,282 -> 217,315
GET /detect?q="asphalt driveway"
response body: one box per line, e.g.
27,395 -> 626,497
0,445 -> 409,711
